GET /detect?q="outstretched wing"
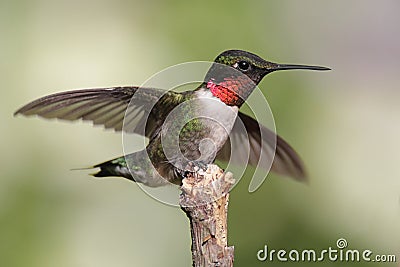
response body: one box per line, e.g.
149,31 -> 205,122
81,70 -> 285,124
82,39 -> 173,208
14,86 -> 184,138
216,112 -> 307,181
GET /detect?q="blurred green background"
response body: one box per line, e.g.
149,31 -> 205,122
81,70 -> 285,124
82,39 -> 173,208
1,0 -> 399,266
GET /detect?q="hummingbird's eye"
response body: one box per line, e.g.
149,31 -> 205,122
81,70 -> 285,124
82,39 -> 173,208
237,61 -> 250,71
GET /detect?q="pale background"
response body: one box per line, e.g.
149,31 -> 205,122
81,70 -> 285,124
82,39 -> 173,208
1,1 -> 399,266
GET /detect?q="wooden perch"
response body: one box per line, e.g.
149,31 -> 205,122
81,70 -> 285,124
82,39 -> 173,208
180,164 -> 235,267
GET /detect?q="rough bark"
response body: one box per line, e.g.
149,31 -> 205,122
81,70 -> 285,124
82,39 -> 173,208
180,164 -> 235,267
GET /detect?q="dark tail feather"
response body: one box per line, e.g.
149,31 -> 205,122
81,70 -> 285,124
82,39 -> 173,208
75,151 -> 165,187
90,157 -> 132,179
92,163 -> 113,177
70,163 -> 117,177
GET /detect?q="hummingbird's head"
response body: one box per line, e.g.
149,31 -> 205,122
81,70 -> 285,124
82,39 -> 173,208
205,49 -> 330,106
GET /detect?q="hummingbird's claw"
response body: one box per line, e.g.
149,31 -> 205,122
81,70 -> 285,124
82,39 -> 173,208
185,161 -> 208,176
175,161 -> 208,179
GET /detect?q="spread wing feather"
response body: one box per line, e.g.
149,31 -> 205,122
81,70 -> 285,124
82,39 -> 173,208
217,112 -> 307,181
15,86 -> 183,138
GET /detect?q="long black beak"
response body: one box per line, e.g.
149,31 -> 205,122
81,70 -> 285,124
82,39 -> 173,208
272,63 -> 331,72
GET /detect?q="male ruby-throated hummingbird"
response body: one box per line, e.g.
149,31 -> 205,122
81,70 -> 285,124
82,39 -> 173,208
15,50 -> 329,187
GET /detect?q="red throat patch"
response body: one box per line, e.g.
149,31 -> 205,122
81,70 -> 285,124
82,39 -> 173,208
206,76 -> 253,106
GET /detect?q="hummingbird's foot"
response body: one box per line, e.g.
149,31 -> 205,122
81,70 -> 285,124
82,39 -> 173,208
186,161 -> 207,173
187,160 -> 208,172
176,161 -> 208,179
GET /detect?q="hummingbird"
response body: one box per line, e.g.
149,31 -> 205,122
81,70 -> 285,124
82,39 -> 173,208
15,50 -> 329,187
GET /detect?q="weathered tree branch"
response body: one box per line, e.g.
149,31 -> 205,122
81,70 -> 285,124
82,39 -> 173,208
180,164 -> 235,267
